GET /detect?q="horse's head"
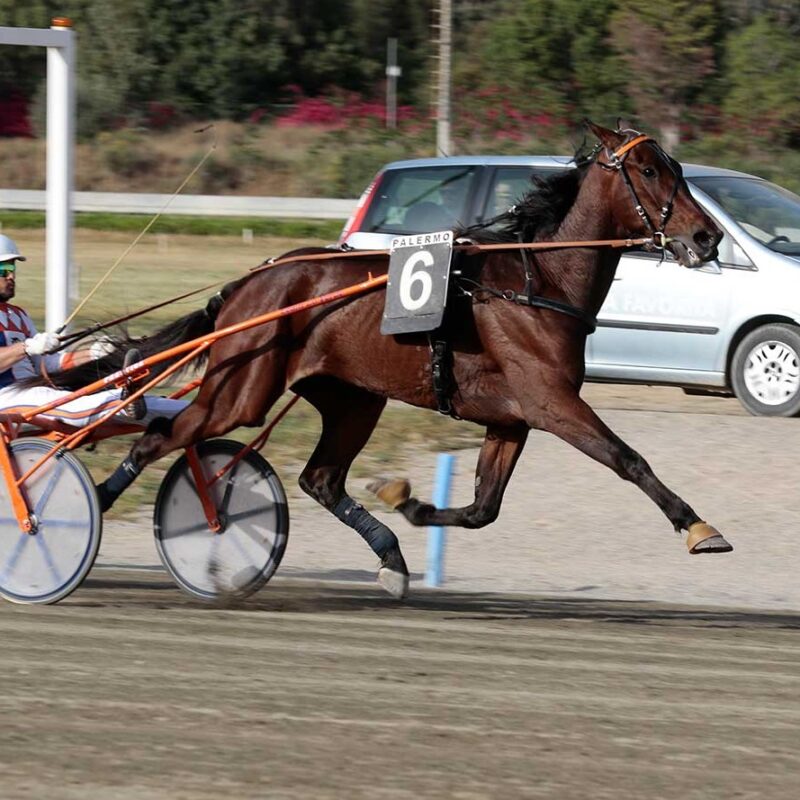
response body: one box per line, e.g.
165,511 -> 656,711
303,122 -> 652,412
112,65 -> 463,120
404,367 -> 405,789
586,122 -> 722,267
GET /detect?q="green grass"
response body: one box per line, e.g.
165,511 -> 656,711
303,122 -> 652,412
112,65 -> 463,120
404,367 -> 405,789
1,209 -> 344,240
2,225 -> 483,520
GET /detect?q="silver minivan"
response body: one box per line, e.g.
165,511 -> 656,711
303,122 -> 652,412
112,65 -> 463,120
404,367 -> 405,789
340,156 -> 800,416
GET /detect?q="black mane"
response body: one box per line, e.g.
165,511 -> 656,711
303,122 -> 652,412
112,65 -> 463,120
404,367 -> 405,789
460,150 -> 593,244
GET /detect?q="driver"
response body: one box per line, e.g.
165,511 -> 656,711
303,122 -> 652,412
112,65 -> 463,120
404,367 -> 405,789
0,234 -> 185,428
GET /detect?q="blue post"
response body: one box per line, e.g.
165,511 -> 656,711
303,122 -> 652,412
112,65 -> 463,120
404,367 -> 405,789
425,452 -> 455,587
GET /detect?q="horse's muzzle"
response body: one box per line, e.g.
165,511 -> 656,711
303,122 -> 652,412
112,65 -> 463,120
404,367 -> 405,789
670,225 -> 722,267
692,225 -> 723,262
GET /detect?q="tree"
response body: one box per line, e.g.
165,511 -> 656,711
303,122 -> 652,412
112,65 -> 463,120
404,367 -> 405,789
454,0 -> 625,124
350,0 -> 432,103
0,0 -> 52,98
723,14 -> 800,144
609,0 -> 719,149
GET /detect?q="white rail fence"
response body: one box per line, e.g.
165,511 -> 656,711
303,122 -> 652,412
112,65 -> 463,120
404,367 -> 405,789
0,189 -> 358,220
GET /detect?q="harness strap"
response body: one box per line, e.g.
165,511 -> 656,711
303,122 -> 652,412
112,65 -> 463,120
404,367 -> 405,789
428,335 -> 458,418
506,293 -> 597,332
611,134 -> 653,160
456,276 -> 596,333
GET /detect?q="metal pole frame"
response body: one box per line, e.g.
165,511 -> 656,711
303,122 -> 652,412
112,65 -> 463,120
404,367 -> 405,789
435,0 -> 452,156
0,20 -> 76,331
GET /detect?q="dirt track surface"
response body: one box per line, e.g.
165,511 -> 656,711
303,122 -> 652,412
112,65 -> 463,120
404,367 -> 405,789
3,386 -> 800,799
2,572 -> 800,800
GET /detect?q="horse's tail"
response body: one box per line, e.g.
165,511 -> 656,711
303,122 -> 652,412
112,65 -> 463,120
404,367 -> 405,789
25,277 -> 246,391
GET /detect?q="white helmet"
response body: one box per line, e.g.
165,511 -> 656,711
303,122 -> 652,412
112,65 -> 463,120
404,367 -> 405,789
0,234 -> 26,262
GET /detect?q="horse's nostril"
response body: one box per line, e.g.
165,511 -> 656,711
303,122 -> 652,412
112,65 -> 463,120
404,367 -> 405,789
694,228 -> 720,253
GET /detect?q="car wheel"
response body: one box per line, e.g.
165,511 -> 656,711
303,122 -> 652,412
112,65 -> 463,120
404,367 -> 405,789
731,323 -> 800,416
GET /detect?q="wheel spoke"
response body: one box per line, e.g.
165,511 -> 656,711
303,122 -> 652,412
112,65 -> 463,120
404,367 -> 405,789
160,519 -> 217,539
39,519 -> 91,530
33,533 -> 64,586
0,533 -> 31,583
219,461 -> 241,515
32,460 -> 65,518
226,503 -> 275,525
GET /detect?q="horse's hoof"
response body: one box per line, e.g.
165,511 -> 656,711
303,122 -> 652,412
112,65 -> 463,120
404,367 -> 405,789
686,522 -> 733,554
378,567 -> 409,599
366,477 -> 411,509
377,547 -> 409,599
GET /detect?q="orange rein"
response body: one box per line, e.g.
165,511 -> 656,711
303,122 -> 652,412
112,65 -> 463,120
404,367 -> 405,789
56,236 -> 653,349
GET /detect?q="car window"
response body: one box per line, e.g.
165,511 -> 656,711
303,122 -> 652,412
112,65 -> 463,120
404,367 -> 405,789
715,233 -> 754,269
481,166 -> 563,225
484,167 -> 536,218
359,166 -> 480,234
689,176 -> 800,257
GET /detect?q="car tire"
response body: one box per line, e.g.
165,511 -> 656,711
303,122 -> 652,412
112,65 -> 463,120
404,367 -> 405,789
731,323 -> 800,417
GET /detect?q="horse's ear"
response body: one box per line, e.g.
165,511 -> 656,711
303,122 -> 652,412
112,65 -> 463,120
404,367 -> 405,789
584,119 -> 624,149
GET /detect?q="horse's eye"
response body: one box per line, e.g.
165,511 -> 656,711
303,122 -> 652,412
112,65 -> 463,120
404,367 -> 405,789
642,166 -> 657,179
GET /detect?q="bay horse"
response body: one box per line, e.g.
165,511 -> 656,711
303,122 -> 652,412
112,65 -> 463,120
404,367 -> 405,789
49,122 -> 733,598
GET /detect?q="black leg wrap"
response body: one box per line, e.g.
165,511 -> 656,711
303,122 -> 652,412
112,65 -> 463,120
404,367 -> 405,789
332,497 -> 398,557
96,456 -> 142,512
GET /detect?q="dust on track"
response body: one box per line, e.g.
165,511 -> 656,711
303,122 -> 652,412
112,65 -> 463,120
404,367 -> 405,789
1,570 -> 799,800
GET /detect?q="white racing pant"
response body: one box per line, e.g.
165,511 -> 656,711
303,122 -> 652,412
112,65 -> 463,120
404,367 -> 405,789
0,384 -> 187,429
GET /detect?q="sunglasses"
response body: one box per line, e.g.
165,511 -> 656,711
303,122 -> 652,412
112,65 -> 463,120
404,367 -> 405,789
0,263 -> 16,278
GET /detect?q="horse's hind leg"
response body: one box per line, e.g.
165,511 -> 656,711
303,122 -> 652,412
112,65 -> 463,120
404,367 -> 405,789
296,379 -> 410,599
97,343 -> 288,511
538,392 -> 732,554
368,423 -> 528,529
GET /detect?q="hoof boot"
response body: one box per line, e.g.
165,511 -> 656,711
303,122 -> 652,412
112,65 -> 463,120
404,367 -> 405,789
378,567 -> 409,599
687,522 -> 733,554
366,477 -> 411,509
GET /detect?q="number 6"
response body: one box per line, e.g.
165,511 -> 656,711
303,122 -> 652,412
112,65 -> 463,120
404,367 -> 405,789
399,251 -> 434,311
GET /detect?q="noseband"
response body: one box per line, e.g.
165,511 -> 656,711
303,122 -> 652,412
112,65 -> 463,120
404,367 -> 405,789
595,133 -> 680,251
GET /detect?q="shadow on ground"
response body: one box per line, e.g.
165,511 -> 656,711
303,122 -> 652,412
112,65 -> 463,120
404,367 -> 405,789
73,569 -> 800,631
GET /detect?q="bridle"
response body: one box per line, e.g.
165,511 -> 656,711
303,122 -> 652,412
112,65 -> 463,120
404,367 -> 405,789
450,132 -> 685,338
594,132 -> 681,252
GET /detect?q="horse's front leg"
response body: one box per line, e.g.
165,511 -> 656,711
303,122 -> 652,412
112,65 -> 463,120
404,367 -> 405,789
368,423 -> 528,528
535,391 -> 732,554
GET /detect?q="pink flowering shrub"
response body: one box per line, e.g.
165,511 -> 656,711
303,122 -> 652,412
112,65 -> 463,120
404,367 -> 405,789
277,88 -> 418,129
453,85 -> 569,145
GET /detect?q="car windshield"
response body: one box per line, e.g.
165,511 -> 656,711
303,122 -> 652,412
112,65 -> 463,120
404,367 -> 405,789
360,166 -> 480,234
689,176 -> 800,256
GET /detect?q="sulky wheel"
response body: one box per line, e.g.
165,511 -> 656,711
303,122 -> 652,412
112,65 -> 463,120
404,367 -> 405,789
153,439 -> 289,601
0,439 -> 102,605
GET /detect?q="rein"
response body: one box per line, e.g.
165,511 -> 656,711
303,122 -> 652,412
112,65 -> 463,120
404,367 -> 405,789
57,238 -> 650,350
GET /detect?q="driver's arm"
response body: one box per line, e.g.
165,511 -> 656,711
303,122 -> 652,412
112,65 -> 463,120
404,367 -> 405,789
0,341 -> 28,373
